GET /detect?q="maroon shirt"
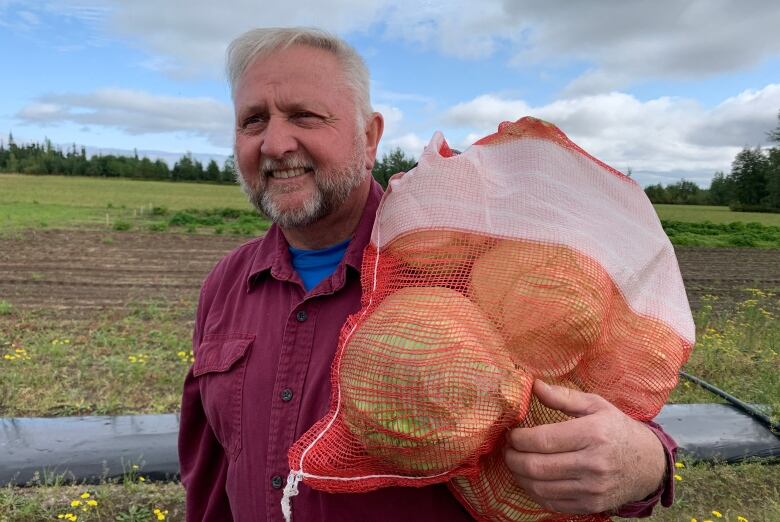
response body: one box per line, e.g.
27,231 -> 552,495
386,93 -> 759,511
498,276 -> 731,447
179,180 -> 676,521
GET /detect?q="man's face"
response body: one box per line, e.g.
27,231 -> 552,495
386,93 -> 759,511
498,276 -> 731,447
233,45 -> 369,229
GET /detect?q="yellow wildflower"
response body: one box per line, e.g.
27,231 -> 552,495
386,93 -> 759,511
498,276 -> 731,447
79,492 -> 90,499
154,508 -> 169,520
86,500 -> 98,507
690,519 -> 697,522
674,474 -> 682,481
712,511 -> 722,518
737,516 -> 749,522
675,462 -> 685,468
132,464 -> 139,470
70,500 -> 82,507
138,476 -> 145,481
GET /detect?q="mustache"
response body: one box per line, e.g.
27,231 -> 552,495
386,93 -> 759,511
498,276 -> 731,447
260,155 -> 315,175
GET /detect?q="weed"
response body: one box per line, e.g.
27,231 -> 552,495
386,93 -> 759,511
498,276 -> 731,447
113,221 -> 132,232
147,222 -> 168,232
0,300 -> 13,316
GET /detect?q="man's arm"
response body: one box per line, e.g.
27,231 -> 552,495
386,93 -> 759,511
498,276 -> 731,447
179,368 -> 233,522
178,276 -> 233,522
612,420 -> 676,517
504,380 -> 674,516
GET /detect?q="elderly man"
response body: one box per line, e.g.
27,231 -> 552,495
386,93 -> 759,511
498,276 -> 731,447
178,27 -> 676,521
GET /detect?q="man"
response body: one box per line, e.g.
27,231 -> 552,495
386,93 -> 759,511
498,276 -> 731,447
178,27 -> 676,521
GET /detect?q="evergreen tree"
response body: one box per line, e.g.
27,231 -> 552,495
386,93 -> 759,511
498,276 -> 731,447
372,147 -> 416,188
206,159 -> 221,182
730,147 -> 769,207
765,147 -> 780,210
222,155 -> 236,183
708,171 -> 736,206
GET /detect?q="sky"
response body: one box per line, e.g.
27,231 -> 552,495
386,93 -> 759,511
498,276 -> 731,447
1,0 -> 779,187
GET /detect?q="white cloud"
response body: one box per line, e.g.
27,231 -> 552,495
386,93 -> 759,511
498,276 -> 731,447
102,0 -> 387,76
33,0 -> 780,89
443,95 -> 531,129
439,84 -> 780,186
381,133 -> 427,158
686,84 -> 780,147
16,88 -> 233,148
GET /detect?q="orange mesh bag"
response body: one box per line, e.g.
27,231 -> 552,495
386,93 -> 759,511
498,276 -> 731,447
283,117 -> 694,521
449,380 -> 611,522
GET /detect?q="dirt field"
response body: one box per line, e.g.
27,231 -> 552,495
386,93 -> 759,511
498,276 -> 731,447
1,230 -> 778,319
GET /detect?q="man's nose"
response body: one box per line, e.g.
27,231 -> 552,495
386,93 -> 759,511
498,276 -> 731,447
260,117 -> 298,158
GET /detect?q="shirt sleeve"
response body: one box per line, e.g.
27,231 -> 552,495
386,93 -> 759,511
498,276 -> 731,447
178,277 -> 234,522
612,420 -> 677,518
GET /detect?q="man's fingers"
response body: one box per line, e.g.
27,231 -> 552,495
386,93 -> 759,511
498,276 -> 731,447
531,380 -> 607,418
507,418 -> 591,453
503,447 -> 587,481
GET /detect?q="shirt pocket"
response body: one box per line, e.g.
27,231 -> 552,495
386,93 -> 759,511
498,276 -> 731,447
193,332 -> 254,461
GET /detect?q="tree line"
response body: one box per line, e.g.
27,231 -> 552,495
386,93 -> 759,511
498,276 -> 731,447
0,134 -> 236,183
644,112 -> 780,212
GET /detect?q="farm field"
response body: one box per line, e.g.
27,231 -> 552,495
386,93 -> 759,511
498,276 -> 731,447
1,174 -> 779,520
655,203 -> 780,226
0,173 -> 262,234
2,174 -> 780,241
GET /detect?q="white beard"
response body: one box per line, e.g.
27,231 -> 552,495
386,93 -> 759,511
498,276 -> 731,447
236,135 -> 366,229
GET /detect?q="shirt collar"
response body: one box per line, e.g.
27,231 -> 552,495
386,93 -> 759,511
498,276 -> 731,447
245,179 -> 384,293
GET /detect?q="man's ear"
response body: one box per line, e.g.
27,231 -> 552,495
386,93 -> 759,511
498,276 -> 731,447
363,111 -> 384,172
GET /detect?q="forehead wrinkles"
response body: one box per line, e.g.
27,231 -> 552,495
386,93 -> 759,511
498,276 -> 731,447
235,48 -> 353,113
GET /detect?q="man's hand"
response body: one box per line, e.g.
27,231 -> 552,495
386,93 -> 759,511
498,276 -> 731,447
504,380 -> 666,514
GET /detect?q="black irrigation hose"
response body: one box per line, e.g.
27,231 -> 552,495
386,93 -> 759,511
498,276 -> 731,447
679,370 -> 780,436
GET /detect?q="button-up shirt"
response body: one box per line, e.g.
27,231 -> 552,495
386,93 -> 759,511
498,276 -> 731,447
179,180 -> 676,521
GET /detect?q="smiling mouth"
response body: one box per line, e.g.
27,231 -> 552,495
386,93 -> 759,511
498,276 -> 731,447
266,167 -> 313,179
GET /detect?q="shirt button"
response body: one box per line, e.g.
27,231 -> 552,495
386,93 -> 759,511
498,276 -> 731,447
271,475 -> 283,489
296,310 -> 308,322
280,388 -> 294,402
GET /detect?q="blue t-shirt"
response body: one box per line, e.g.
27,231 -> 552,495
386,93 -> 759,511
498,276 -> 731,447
288,238 -> 351,292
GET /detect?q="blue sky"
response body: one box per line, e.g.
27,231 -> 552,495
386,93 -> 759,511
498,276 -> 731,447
1,0 -> 779,187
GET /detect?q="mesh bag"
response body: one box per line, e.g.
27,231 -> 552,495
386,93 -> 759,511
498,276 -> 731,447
283,117 -> 694,521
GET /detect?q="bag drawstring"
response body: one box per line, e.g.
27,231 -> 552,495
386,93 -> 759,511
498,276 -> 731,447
281,470 -> 303,522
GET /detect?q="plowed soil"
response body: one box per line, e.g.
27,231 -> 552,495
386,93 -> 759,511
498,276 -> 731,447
1,230 -> 778,319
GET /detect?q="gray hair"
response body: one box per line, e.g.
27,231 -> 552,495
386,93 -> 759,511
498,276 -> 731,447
226,27 -> 372,124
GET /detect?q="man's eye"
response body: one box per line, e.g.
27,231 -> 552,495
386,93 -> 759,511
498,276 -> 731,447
242,115 -> 266,127
292,112 -> 320,121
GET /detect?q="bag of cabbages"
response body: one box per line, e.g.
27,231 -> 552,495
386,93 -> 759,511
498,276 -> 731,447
282,117 -> 694,522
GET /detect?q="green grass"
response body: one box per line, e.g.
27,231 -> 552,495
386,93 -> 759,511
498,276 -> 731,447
669,289 -> 780,421
0,173 -> 247,209
661,220 -> 780,248
0,477 -> 184,522
654,204 -> 780,226
638,459 -> 780,521
0,301 -> 194,417
0,173 -> 266,233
